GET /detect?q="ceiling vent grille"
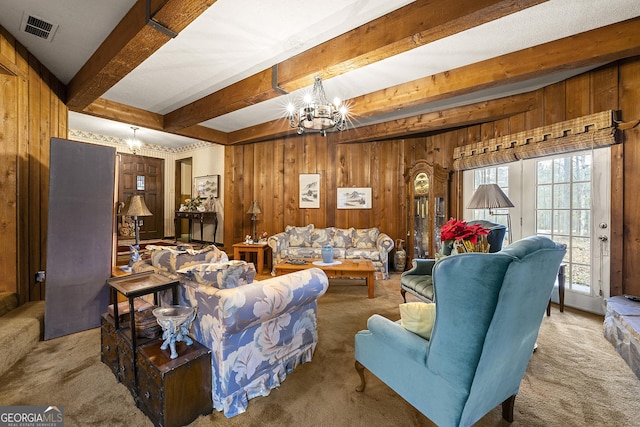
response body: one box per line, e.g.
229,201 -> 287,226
20,13 -> 59,42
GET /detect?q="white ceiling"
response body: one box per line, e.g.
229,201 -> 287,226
1,0 -> 639,148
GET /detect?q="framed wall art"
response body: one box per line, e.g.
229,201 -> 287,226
194,175 -> 220,199
299,173 -> 320,208
337,187 -> 372,209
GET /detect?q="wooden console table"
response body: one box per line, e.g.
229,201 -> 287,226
174,211 -> 217,243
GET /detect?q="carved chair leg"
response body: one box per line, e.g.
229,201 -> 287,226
400,288 -> 407,303
502,395 -> 516,423
355,360 -> 366,392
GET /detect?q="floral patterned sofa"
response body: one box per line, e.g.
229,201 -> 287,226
268,224 -> 395,279
132,244 -> 329,417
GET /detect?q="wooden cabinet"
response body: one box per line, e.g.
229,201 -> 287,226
136,340 -> 212,427
405,160 -> 450,261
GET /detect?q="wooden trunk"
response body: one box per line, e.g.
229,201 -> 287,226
136,340 -> 212,427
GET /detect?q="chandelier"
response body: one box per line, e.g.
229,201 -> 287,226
286,76 -> 348,137
127,126 -> 142,155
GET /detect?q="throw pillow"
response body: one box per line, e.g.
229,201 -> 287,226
310,227 -> 335,247
332,227 -> 355,248
285,224 -> 314,247
353,227 -> 380,249
399,302 -> 436,340
177,260 -> 256,289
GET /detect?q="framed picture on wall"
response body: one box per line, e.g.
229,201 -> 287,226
337,187 -> 372,209
300,173 -> 320,208
194,175 -> 220,199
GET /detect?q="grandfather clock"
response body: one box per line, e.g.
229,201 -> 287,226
405,160 -> 450,261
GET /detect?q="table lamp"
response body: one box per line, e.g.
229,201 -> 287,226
246,200 -> 262,241
467,183 -> 514,243
120,194 -> 153,269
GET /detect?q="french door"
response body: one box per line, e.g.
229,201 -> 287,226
464,148 -> 610,314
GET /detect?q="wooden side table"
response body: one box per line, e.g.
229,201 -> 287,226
233,242 -> 271,274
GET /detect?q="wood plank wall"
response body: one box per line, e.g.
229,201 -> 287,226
223,57 -> 640,296
0,27 -> 67,303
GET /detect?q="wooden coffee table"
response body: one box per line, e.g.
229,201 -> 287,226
275,258 -> 376,298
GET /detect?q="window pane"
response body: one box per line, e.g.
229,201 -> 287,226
497,166 -> 509,187
572,182 -> 590,209
573,155 -> 592,181
571,237 -> 590,265
537,160 -> 552,184
537,210 -> 552,234
553,183 -> 570,209
571,264 -> 591,294
572,210 -> 590,236
538,185 -> 552,209
554,158 -> 571,183
553,210 -> 570,235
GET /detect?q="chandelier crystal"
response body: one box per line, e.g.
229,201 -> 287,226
127,126 -> 142,155
286,76 -> 348,137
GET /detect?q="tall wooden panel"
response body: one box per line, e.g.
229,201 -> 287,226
44,138 -> 115,339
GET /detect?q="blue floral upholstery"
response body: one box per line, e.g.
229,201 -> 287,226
268,224 -> 394,279
146,244 -> 229,273
131,256 -> 329,418
177,260 -> 256,289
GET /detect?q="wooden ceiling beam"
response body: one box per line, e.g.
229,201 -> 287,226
226,91 -> 539,145
82,98 -> 227,144
163,0 -> 540,131
332,91 -> 541,144
349,17 -> 640,120
66,0 -> 216,111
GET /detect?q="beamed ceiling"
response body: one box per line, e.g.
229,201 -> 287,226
1,0 -> 640,148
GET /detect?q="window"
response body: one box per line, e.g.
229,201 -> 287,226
536,154 -> 592,293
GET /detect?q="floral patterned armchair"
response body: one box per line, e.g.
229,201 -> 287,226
131,246 -> 329,417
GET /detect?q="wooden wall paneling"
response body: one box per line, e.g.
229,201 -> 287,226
16,49 -> 29,304
508,113 -> 527,134
610,142 -> 624,296
315,136 -> 328,227
0,74 -> 17,294
282,138 -> 298,226
326,138 -> 337,227
271,139 -> 286,235
334,142 -> 349,228
28,55 -> 42,301
543,81 -> 566,125
590,65 -> 619,113
493,118 -> 510,138
620,58 -> 640,296
480,122 -> 495,141
38,66 -> 53,300
565,73 -> 590,119
243,144 -> 256,239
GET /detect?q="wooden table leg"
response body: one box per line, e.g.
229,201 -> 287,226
233,247 -> 240,262
256,247 -> 265,274
367,271 -> 375,298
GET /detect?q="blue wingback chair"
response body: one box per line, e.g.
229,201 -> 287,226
355,236 -> 566,426
400,220 -> 507,303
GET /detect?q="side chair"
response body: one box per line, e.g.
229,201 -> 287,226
400,220 -> 507,303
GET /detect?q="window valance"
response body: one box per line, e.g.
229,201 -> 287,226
453,110 -> 620,171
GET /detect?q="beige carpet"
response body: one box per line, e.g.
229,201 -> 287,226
1,274 -> 639,427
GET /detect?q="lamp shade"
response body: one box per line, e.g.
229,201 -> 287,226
247,200 -> 262,215
120,195 -> 153,217
467,184 -> 514,209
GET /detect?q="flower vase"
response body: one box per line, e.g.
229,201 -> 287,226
321,245 -> 334,263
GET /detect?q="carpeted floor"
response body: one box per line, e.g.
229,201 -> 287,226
1,274 -> 639,426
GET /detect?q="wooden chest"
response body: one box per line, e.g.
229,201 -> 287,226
100,313 -> 135,393
136,340 -> 212,427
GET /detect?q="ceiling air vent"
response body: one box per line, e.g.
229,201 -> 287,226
20,13 -> 59,42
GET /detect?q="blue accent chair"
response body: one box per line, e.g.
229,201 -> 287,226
400,220 -> 507,303
355,235 -> 566,426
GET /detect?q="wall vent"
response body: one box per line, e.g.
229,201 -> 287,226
20,13 -> 59,42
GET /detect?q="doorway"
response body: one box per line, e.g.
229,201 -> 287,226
118,153 -> 165,241
175,157 -> 193,241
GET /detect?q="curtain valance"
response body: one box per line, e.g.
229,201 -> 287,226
453,110 -> 619,171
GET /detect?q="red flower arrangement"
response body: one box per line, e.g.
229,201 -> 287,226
440,218 -> 490,253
